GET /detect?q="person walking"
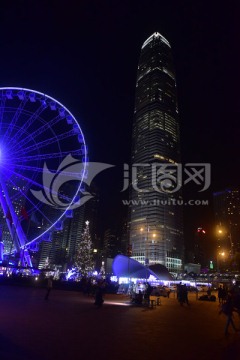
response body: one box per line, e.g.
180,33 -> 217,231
217,285 -> 223,304
219,293 -> 239,336
45,276 -> 53,300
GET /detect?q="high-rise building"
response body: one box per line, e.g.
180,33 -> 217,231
103,228 -> 120,259
49,205 -> 85,271
129,32 -> 183,272
213,188 -> 240,254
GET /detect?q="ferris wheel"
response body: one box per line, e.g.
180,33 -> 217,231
0,87 -> 87,267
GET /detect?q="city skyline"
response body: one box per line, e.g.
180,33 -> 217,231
0,1 -> 239,248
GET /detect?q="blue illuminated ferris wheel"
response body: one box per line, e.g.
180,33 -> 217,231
0,87 -> 87,267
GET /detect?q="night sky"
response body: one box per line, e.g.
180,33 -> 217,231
0,1 -> 239,247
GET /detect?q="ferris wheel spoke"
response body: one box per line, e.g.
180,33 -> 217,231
2,163 -> 74,203
10,114 -> 63,153
2,99 -> 28,142
13,149 -> 83,163
12,164 -> 60,174
7,103 -> 47,148
7,176 -> 54,227
0,97 -> 6,133
15,129 -> 77,157
12,163 -> 85,181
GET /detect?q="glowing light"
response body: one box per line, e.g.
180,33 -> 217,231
103,301 -> 131,307
142,32 -> 171,49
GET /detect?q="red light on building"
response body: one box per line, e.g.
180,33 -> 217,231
197,227 -> 206,234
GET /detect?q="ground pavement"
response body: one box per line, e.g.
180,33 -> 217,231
0,286 -> 240,360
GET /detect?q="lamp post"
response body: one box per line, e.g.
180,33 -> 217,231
140,222 -> 158,283
216,225 -> 224,250
228,222 -> 233,257
217,251 -> 225,272
216,224 -> 233,254
139,223 -> 149,283
145,225 -> 149,283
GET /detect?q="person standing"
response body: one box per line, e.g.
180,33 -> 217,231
94,280 -> 104,307
182,284 -> 189,305
217,285 -> 223,304
45,277 -> 53,300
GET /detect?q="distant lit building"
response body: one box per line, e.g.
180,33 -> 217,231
49,206 -> 85,271
37,182 -> 101,271
213,188 -> 240,254
193,227 -> 207,268
129,32 -> 183,272
103,228 -> 121,259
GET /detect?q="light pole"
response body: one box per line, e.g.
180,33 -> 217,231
217,251 -> 225,272
216,224 -> 232,270
228,222 -> 233,257
145,225 -> 149,283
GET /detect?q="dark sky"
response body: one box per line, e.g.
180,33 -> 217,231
0,1 -> 239,244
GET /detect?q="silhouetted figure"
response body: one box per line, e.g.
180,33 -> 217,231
218,286 -> 223,304
177,284 -> 189,305
219,294 -> 238,336
45,277 -> 53,300
177,283 -> 184,305
222,287 -> 228,303
94,281 -> 104,307
136,290 -> 143,305
182,284 -> 189,305
144,283 -> 152,304
86,278 -> 92,296
207,287 -> 211,297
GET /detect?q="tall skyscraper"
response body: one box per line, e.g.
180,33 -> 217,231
129,32 -> 183,272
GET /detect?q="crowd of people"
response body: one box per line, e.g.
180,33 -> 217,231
42,275 -> 240,337
127,282 -> 171,306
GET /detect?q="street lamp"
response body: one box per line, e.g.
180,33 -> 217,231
216,223 -> 233,259
217,251 -> 225,272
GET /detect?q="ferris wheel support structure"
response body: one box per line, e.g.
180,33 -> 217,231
0,176 -> 32,267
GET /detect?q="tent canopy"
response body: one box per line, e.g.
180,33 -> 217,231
112,255 -> 173,281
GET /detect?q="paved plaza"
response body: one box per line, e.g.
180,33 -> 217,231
0,285 -> 240,360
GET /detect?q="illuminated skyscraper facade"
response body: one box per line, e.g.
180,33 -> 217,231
213,188 -> 240,255
129,32 -> 183,272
